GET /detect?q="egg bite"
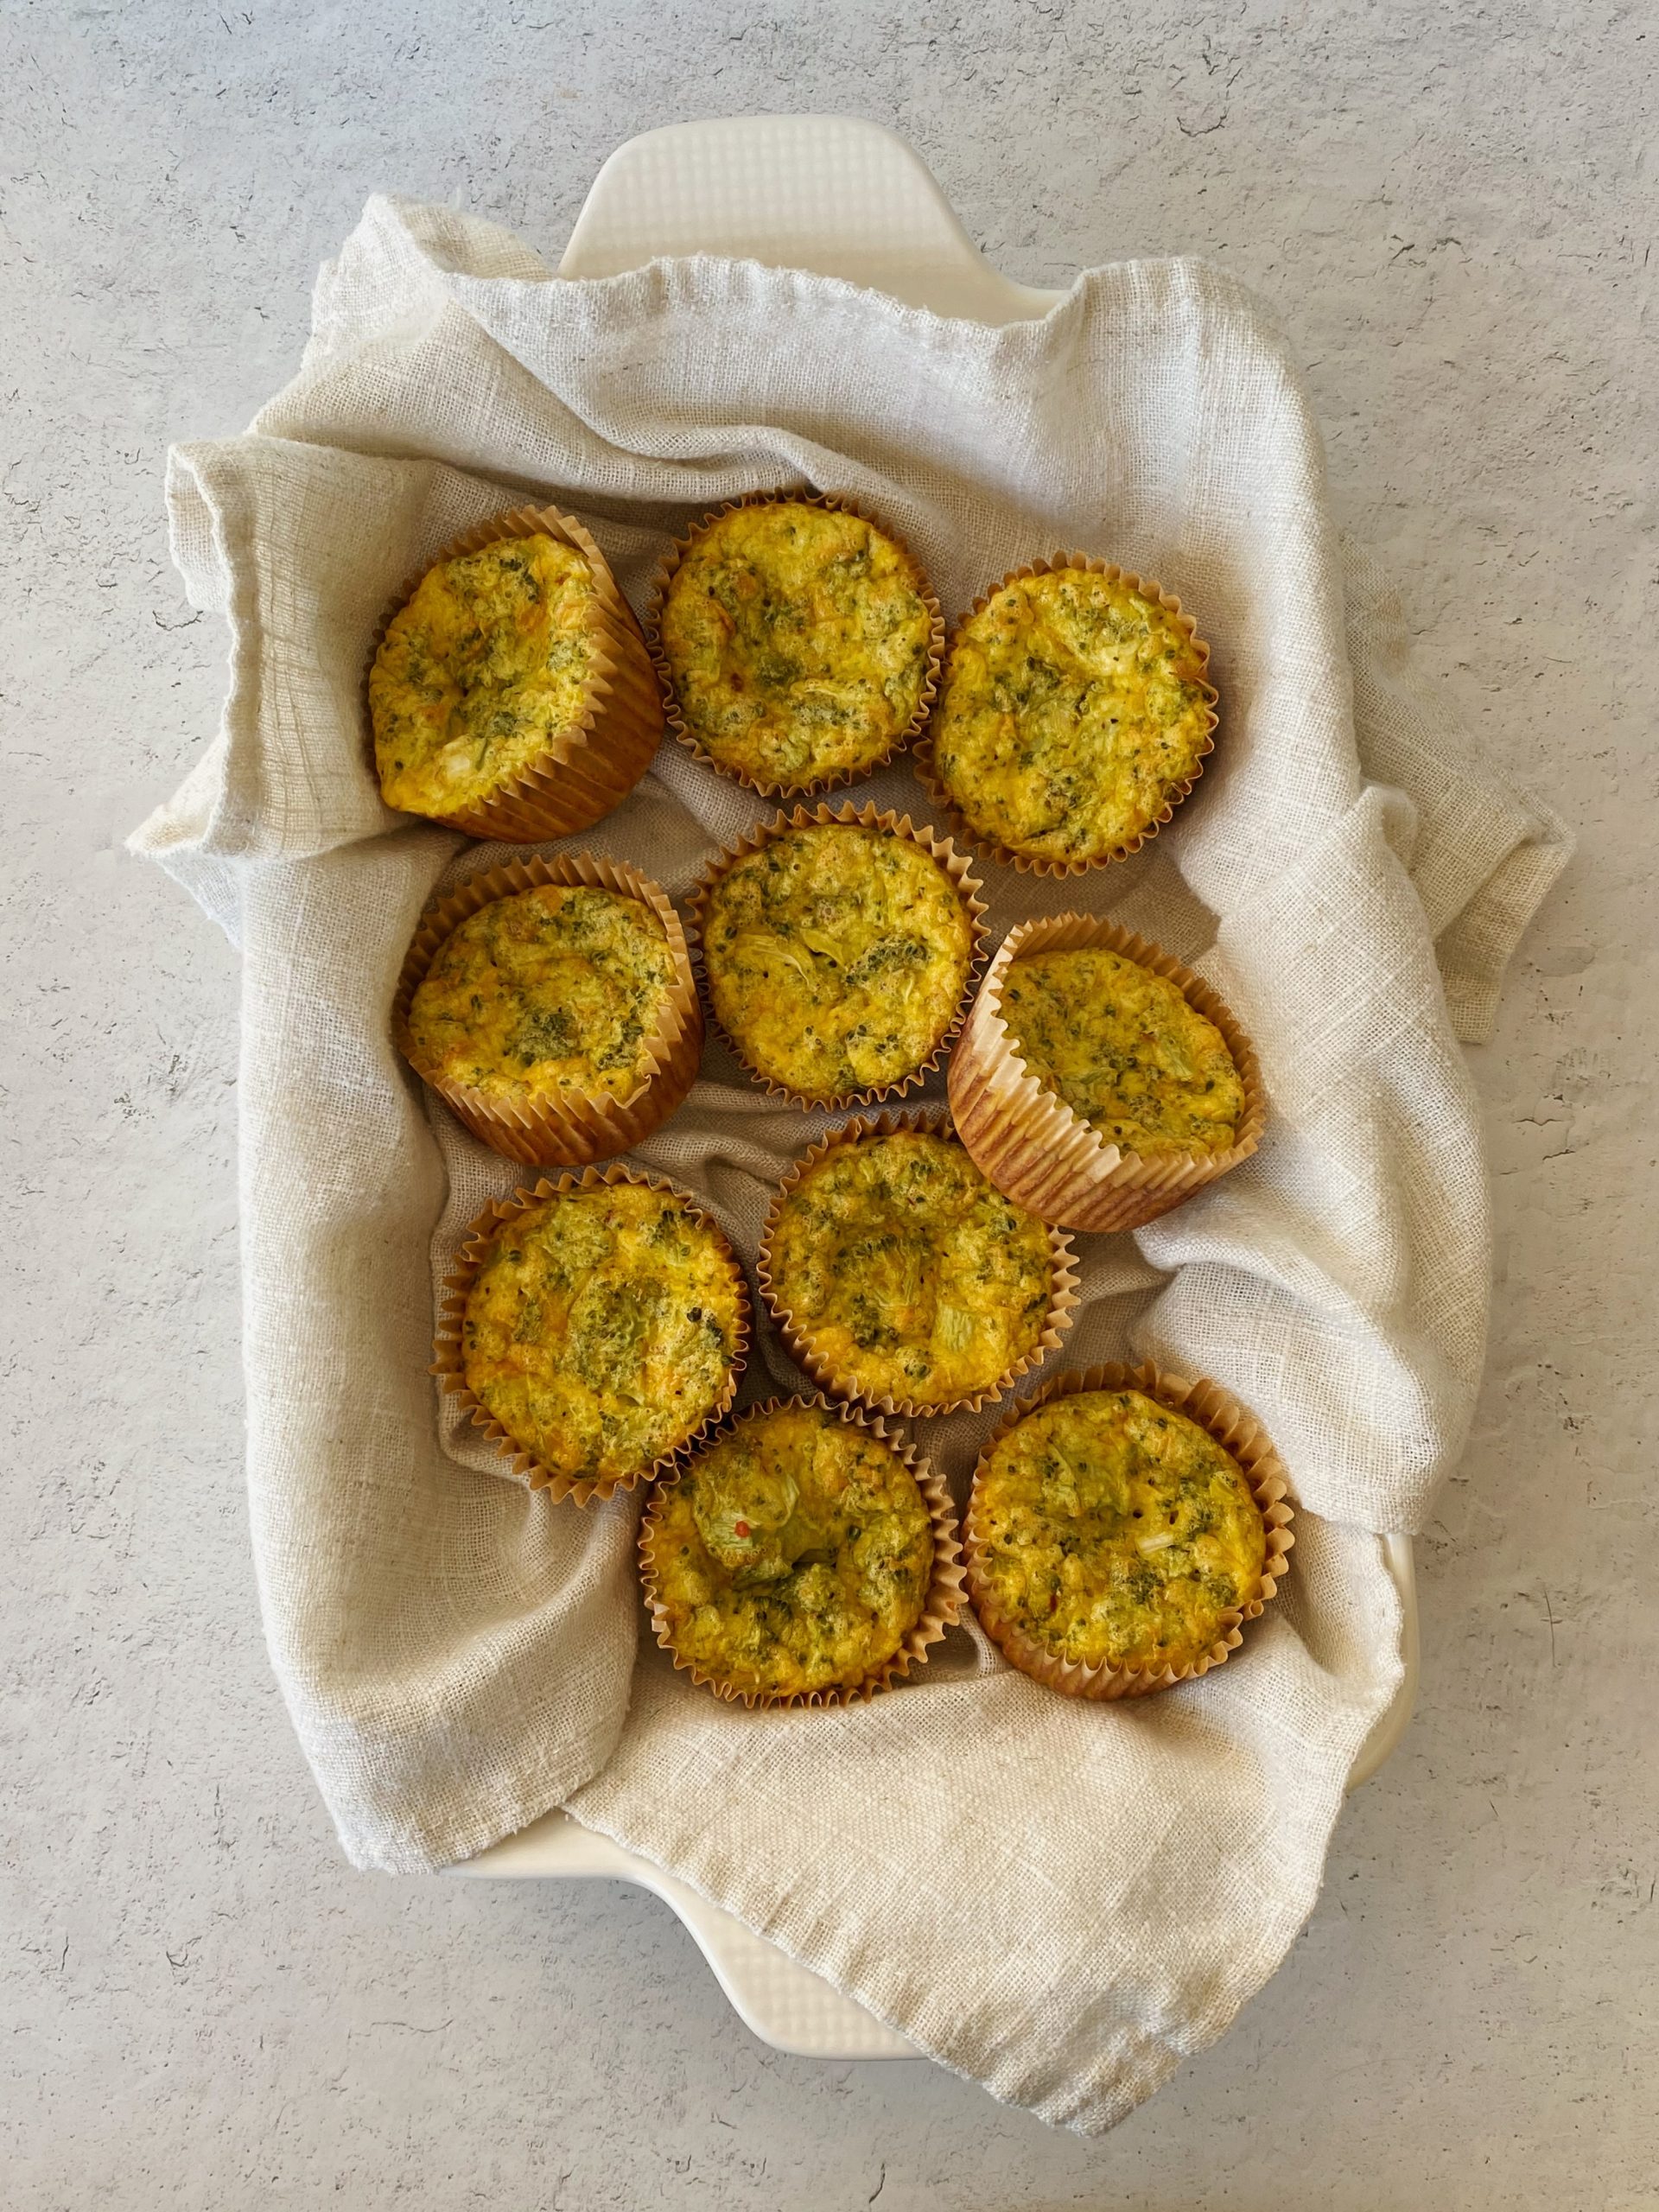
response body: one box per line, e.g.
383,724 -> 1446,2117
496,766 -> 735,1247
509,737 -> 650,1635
404,882 -> 677,1108
448,1176 -> 746,1495
371,531 -> 604,822
654,499 -> 939,794
925,562 -> 1215,868
641,1398 -> 946,1702
999,944 -> 1245,1158
966,1373 -> 1291,1694
694,811 -> 981,1104
761,1121 -> 1072,1412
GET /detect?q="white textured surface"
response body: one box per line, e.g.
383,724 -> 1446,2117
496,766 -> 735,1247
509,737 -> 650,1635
5,5 -> 1655,2206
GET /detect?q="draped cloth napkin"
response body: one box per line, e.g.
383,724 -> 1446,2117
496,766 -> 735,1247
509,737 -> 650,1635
131,197 -> 1569,2133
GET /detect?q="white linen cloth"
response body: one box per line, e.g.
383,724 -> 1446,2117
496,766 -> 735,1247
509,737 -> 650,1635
132,197 -> 1569,2133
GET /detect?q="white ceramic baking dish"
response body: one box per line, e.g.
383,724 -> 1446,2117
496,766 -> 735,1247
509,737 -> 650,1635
449,113 -> 1421,2063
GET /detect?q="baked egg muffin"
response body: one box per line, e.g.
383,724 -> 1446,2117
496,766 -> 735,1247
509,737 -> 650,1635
405,884 -> 677,1107
461,1182 -> 742,1485
1001,946 -> 1244,1157
644,1400 -> 936,1700
371,533 -> 602,819
766,1128 -> 1057,1408
931,567 -> 1212,865
658,501 -> 936,791
699,821 -> 974,1100
971,1388 -> 1266,1675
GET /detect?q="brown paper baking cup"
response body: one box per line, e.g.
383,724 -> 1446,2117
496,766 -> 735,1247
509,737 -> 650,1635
684,798 -> 988,1110
639,1392 -> 965,1708
912,553 -> 1218,877
949,912 -> 1266,1232
643,488 -> 946,799
391,851 -> 703,1167
756,1107 -> 1079,1417
430,1163 -> 750,1505
367,502 -> 664,842
963,1361 -> 1294,1701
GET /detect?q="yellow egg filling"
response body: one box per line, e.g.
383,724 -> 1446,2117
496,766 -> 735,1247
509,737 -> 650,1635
461,1183 -> 741,1484
647,1401 -> 935,1699
768,1129 -> 1055,1407
932,568 -> 1211,863
659,502 -> 934,791
972,1389 -> 1267,1674
701,822 -> 973,1100
407,884 -> 677,1107
371,534 -> 601,818
1001,946 -> 1244,1157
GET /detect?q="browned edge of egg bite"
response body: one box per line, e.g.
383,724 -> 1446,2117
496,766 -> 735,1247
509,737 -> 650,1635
430,1163 -> 750,1506
365,502 -> 664,842
638,1393 -> 965,1709
642,488 -> 946,799
391,850 -> 703,1168
963,1361 -> 1295,1702
912,553 -> 1219,878
683,799 -> 988,1111
756,1107 -> 1079,1419
949,912 -> 1267,1232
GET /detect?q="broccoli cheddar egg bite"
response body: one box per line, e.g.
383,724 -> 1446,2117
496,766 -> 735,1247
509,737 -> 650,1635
451,1177 -> 746,1494
695,815 -> 981,1103
641,1399 -> 944,1702
1000,944 -> 1245,1158
404,883 -> 677,1109
967,1382 -> 1279,1686
926,563 -> 1215,868
762,1124 -> 1069,1412
371,533 -> 606,822
654,499 -> 939,793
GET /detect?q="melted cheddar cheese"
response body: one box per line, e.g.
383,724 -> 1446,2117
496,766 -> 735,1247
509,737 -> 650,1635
407,885 -> 676,1106
768,1129 -> 1054,1407
461,1183 -> 741,1484
701,823 -> 972,1100
659,502 -> 934,791
932,569 -> 1211,863
371,535 -> 601,818
646,1401 -> 935,1698
1001,946 -> 1244,1157
972,1389 -> 1266,1673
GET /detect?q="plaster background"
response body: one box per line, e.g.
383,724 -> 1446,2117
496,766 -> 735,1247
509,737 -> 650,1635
3,3 -> 1654,2205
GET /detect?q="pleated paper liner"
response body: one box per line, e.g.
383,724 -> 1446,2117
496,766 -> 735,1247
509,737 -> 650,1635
431,1163 -> 750,1506
756,1106 -> 1079,1418
911,553 -> 1218,878
963,1361 -> 1294,1702
949,911 -> 1266,1233
643,488 -> 946,799
639,1392 -> 965,1709
391,850 -> 703,1168
684,798 -> 988,1111
366,502 -> 664,843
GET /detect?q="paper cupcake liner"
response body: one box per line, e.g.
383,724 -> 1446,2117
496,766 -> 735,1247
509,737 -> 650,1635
639,1392 -> 965,1709
391,851 -> 704,1167
430,1163 -> 750,1506
684,798 -> 988,1110
963,1360 -> 1294,1701
912,553 -> 1218,877
367,502 -> 664,843
756,1106 -> 1079,1418
949,912 -> 1266,1232
643,488 -> 946,799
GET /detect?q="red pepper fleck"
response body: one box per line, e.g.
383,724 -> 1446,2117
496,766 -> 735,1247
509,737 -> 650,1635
734,1520 -> 751,1538
1048,1591 -> 1059,1613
